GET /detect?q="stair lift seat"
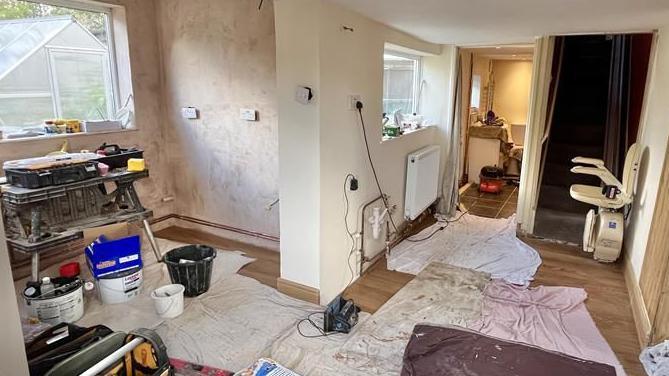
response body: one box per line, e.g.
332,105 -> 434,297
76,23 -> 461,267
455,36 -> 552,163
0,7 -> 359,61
568,143 -> 640,262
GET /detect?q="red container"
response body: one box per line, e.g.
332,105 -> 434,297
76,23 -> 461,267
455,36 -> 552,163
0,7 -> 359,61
479,178 -> 504,194
59,262 -> 81,278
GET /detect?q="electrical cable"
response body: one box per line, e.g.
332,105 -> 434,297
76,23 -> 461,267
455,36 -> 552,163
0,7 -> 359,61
296,312 -> 335,338
356,102 -> 399,235
296,174 -> 359,339
343,174 -> 357,288
405,210 -> 469,243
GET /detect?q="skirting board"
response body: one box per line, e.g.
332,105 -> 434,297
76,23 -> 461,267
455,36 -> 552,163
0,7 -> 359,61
624,257 -> 652,348
277,278 -> 320,305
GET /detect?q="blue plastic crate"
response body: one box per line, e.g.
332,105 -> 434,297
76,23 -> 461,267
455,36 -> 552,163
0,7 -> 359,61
85,235 -> 142,279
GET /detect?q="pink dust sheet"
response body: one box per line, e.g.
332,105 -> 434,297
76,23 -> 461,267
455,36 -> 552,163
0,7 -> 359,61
467,280 -> 626,376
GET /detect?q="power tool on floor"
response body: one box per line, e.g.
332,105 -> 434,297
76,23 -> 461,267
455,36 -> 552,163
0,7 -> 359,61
324,295 -> 360,334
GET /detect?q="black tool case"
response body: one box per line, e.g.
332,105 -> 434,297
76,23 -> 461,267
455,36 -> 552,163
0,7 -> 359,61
95,143 -> 143,170
4,162 -> 99,189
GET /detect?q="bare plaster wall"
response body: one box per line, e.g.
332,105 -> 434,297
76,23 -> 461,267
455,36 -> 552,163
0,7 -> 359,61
0,0 -> 175,220
155,0 -> 280,240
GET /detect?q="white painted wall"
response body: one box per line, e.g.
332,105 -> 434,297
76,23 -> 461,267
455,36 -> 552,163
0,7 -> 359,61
0,220 -> 28,376
275,0 -> 454,302
275,0 -> 322,288
625,29 -> 669,281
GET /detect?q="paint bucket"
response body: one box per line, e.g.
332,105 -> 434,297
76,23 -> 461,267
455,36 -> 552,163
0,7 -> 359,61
151,284 -> 185,319
97,267 -> 143,304
24,279 -> 84,325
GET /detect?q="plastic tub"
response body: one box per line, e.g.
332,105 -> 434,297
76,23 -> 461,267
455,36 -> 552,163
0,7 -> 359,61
151,284 -> 185,318
163,245 -> 216,297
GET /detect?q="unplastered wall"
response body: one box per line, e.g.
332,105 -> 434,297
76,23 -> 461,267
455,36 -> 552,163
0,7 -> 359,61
0,0 -> 174,219
156,0 -> 280,244
491,59 -> 533,125
625,28 -> 669,282
275,0 -> 451,303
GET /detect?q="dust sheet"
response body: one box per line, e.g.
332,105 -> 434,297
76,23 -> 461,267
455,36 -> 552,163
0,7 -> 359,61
467,280 -> 625,376
387,213 -> 541,285
153,273 -> 323,372
268,263 -> 491,375
16,238 -> 255,333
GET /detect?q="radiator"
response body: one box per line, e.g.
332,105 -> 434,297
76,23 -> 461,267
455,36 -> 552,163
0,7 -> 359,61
404,145 -> 441,220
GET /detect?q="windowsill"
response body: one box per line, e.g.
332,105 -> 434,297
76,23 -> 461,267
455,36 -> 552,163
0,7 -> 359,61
0,128 -> 138,145
381,124 -> 436,143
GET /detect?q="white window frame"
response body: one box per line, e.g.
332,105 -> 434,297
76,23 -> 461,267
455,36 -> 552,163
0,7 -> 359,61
383,50 -> 423,115
46,46 -> 114,118
11,0 -> 122,122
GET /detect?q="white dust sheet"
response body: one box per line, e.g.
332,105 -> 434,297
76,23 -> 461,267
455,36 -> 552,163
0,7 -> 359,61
388,213 -> 542,285
16,238 -> 255,333
268,263 -> 490,375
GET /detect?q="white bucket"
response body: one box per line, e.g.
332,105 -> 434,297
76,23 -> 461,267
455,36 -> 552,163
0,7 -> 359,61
151,284 -> 185,319
24,280 -> 84,325
97,267 -> 143,305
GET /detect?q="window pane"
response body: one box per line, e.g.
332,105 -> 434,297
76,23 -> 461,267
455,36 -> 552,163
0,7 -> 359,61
0,0 -> 116,132
0,96 -> 54,128
52,51 -> 110,120
471,75 -> 481,109
383,54 -> 418,116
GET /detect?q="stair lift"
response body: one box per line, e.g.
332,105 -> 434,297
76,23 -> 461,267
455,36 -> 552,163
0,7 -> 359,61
569,143 -> 641,262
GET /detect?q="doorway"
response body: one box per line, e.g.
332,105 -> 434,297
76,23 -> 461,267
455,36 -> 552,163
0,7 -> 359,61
532,33 -> 654,244
458,45 -> 535,219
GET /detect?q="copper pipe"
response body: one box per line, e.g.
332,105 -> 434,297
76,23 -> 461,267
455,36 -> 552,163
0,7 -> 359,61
150,214 -> 280,242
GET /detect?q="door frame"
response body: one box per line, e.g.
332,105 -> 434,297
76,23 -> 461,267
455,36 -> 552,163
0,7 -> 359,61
516,36 -> 555,234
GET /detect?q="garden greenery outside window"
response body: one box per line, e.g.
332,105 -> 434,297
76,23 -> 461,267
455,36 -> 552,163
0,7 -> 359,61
0,0 -> 126,136
383,51 -> 421,118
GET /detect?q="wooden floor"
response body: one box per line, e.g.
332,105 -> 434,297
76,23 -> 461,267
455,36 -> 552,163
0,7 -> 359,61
154,226 -> 280,289
157,225 -> 643,376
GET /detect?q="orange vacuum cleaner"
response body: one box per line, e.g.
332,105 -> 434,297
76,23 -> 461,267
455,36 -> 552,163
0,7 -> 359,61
479,166 -> 505,194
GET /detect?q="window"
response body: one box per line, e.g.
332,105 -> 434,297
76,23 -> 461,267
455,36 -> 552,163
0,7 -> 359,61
383,51 -> 421,117
0,0 -> 121,134
470,74 -> 481,110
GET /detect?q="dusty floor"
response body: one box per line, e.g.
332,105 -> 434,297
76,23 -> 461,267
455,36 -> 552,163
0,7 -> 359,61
157,225 -> 644,376
460,182 -> 518,218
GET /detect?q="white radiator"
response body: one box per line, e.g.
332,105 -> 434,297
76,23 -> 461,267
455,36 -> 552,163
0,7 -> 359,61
404,145 -> 441,220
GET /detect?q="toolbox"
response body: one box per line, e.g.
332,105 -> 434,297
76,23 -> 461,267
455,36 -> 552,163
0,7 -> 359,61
95,143 -> 143,170
4,162 -> 99,189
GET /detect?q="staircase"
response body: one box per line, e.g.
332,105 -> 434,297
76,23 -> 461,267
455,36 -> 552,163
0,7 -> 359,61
534,36 -> 613,244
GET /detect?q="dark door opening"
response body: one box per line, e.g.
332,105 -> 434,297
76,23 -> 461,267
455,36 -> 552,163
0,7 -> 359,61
533,33 -> 653,244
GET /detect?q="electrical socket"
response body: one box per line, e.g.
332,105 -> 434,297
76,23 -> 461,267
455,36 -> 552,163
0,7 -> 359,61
348,94 -> 362,110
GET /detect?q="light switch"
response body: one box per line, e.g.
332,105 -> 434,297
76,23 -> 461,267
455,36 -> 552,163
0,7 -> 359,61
240,108 -> 258,121
181,107 -> 199,120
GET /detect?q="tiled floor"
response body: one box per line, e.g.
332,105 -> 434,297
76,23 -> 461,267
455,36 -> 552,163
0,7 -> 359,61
460,183 -> 517,219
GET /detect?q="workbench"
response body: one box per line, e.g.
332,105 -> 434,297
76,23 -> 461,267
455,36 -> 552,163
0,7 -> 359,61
1,169 -> 162,281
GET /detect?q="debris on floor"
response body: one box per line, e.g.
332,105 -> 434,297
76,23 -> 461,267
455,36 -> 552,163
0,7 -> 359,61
388,213 -> 541,285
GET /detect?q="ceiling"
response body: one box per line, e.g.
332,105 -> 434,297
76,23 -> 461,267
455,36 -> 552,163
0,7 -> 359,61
328,0 -> 669,45
464,45 -> 535,60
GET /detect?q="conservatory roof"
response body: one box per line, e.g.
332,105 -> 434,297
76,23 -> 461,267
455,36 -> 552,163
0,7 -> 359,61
0,16 -> 74,80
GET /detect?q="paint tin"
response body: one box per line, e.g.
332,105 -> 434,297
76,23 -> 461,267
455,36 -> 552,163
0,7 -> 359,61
97,267 -> 143,304
24,279 -> 84,325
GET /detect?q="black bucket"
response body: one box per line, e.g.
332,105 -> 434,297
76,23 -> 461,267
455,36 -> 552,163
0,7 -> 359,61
163,245 -> 216,297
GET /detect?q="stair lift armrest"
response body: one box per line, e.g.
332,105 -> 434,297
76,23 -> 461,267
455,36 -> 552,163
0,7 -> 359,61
570,166 -> 623,188
571,157 -> 605,167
